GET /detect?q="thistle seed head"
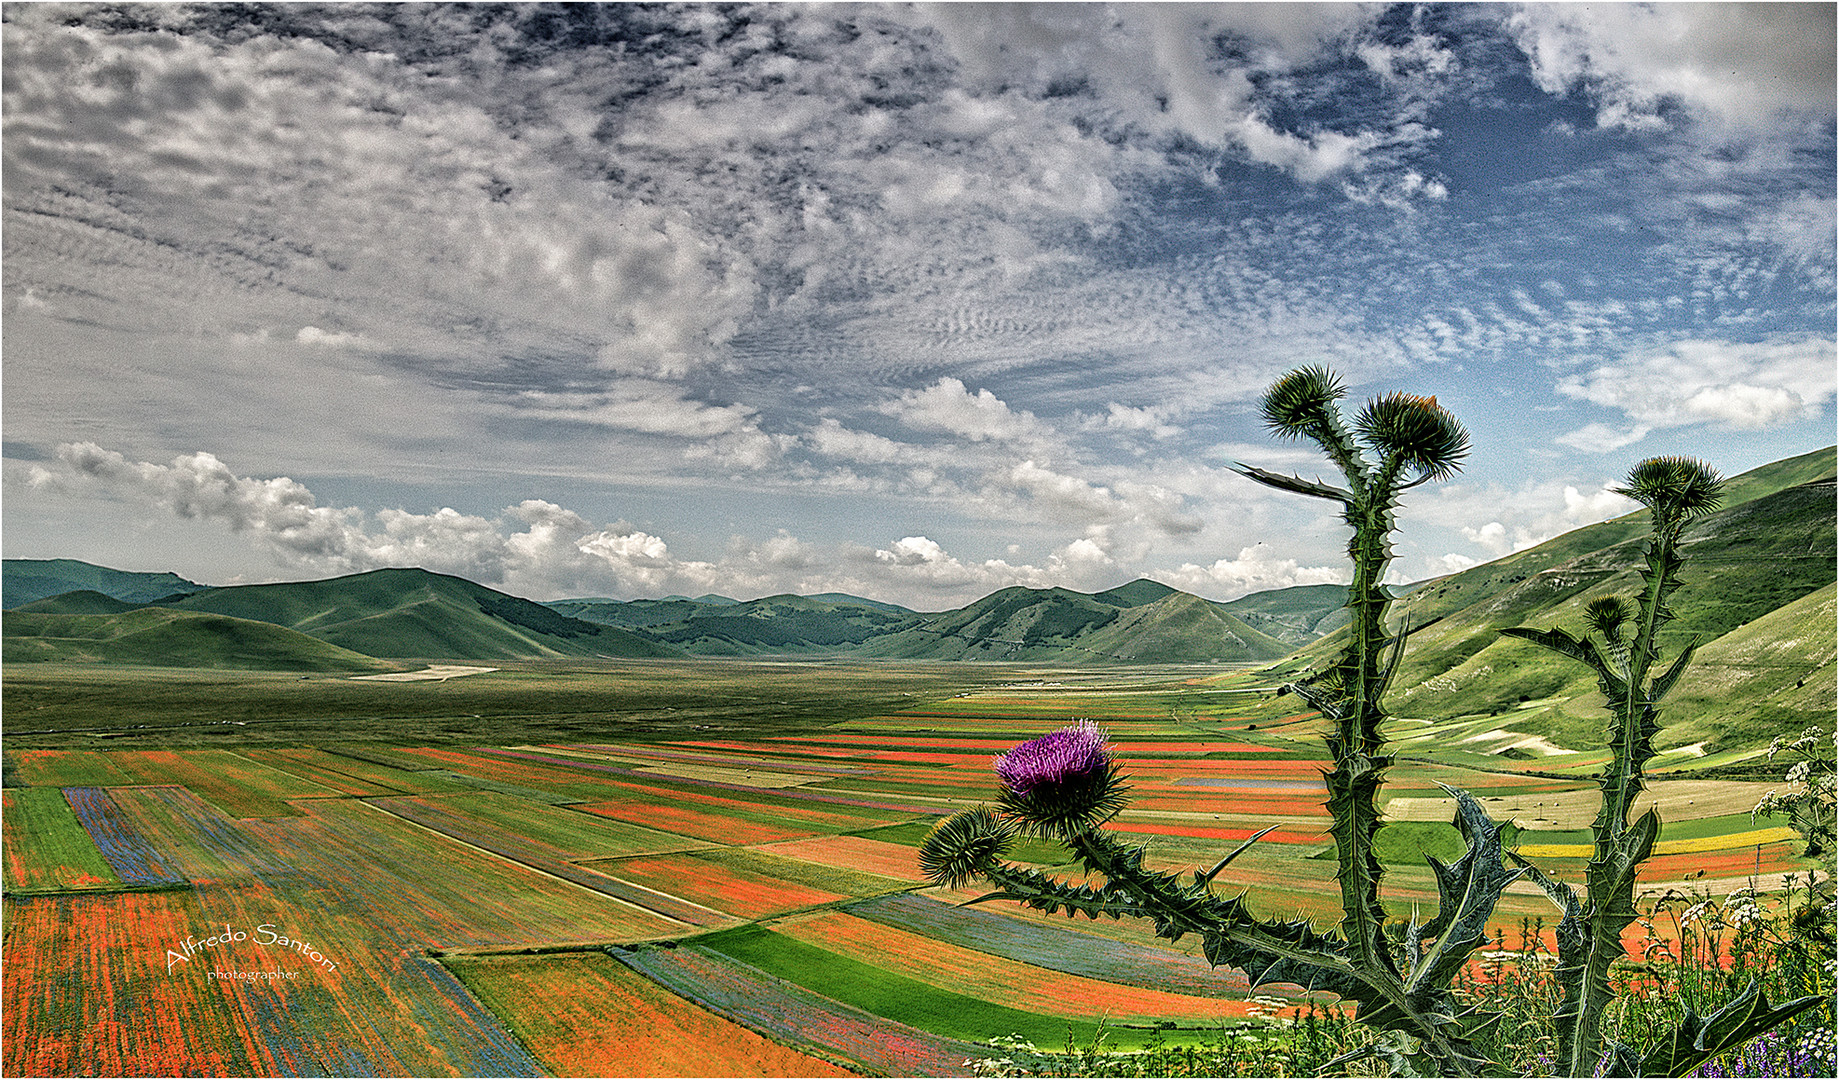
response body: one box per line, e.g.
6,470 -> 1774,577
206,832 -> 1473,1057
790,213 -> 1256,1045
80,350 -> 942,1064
1260,366 -> 1345,441
1356,391 -> 1470,481
1615,456 -> 1724,527
918,807 -> 1015,888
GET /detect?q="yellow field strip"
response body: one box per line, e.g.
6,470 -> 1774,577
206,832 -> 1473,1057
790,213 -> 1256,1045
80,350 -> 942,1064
1515,826 -> 1799,859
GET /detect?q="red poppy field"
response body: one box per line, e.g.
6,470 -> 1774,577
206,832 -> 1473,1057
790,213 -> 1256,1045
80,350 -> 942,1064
2,664 -> 1817,1076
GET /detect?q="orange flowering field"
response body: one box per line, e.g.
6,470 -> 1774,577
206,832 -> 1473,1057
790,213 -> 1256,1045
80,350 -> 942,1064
3,676 -> 1816,1077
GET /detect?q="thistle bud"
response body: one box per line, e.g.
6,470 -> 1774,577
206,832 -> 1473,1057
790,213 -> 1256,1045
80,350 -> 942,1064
918,807 -> 1015,888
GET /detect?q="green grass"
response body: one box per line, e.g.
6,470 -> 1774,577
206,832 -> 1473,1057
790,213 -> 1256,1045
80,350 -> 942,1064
2,608 -> 392,672
849,820 -> 1077,866
1,788 -> 122,892
691,925 -> 1168,1048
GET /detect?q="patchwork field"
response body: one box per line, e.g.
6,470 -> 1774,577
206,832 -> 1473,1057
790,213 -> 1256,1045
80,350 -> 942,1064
2,661 -> 1825,1076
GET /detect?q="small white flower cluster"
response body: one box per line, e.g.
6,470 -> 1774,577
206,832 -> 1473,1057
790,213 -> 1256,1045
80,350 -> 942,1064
1723,889 -> 1762,931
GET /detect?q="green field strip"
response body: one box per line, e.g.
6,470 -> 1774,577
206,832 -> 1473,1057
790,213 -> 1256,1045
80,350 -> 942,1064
100,749 -> 342,817
1,788 -> 124,893
3,749 -> 136,788
418,769 -> 585,805
692,846 -> 918,898
236,748 -> 398,796
377,790 -> 719,858
846,820 -> 1077,867
259,746 -> 478,795
689,924 -> 1149,1049
612,942 -> 1016,1076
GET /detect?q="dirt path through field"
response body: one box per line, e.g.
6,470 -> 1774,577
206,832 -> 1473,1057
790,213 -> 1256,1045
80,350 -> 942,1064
351,666 -> 498,682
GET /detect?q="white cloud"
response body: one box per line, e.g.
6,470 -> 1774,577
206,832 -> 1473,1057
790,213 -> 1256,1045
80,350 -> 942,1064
1417,477 -> 1639,560
1554,336 -> 1835,448
1511,2 -> 1837,134
1164,545 -> 1344,601
512,385 -> 762,440
883,378 -> 1049,444
18,441 -> 1119,606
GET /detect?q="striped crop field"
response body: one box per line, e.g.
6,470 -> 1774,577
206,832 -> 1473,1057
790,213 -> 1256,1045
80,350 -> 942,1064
5,659 -> 1824,1078
235,748 -> 403,797
6,748 -> 136,787
444,952 -> 852,1076
612,941 -> 1000,1077
596,852 -> 848,919
102,749 -> 342,817
62,786 -> 189,886
2,788 -> 121,893
775,909 -> 1266,1022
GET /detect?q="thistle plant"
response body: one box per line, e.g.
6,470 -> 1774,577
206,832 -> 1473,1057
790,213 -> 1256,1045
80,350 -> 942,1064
923,368 -> 1521,1076
1501,456 -> 1822,1076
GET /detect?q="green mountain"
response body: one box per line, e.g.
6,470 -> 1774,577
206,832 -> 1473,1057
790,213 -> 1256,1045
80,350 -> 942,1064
2,558 -> 206,609
16,590 -> 144,615
161,567 -> 679,661
3,607 -> 393,672
1215,582 -> 1351,645
854,582 -> 1292,663
552,593 -> 922,656
1264,447 -> 1836,753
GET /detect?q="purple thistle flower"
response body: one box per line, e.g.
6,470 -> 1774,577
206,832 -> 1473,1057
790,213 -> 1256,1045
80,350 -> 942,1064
995,721 -> 1111,797
992,721 -> 1128,836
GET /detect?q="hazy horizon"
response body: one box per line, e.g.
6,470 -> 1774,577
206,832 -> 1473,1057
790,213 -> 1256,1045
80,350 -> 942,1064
5,3 -> 1834,608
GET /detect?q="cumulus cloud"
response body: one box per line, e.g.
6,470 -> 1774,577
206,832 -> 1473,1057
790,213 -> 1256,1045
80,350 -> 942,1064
1416,477 -> 1639,562
882,378 -> 1050,445
1163,545 -> 1344,601
20,442 -> 1140,606
911,2 -> 1437,192
1511,2 -> 1837,134
1554,336 -> 1836,449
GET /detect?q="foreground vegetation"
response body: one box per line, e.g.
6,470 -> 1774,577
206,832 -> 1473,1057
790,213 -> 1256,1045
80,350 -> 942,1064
922,370 -> 1832,1077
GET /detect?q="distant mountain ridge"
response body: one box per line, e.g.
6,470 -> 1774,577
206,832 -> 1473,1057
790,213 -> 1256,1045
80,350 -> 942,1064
3,558 -> 206,609
5,446 -> 1830,683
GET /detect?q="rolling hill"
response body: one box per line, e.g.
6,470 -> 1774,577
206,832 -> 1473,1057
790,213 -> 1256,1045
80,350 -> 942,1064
2,607 -> 393,672
1262,446 -> 1836,754
4,446 -> 1829,682
151,567 -> 680,661
2,558 -> 206,609
850,583 -> 1293,662
552,593 -> 921,656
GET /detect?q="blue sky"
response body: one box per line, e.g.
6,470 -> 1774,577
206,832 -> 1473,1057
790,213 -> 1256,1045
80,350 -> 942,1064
3,2 -> 1833,609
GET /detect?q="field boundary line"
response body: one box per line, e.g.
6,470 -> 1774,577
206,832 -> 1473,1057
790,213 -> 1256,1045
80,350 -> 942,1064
347,798 -> 718,929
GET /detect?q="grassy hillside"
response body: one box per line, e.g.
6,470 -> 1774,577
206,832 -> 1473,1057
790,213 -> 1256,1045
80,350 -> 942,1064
855,583 -> 1290,663
552,593 -> 919,655
1262,448 -> 1835,753
2,608 -> 393,672
16,590 -> 143,615
2,559 -> 206,609
164,568 -> 680,661
1215,582 -> 1350,645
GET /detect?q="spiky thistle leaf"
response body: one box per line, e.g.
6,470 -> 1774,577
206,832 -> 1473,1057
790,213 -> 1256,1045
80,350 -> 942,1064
1356,392 -> 1471,481
1637,980 -> 1825,1078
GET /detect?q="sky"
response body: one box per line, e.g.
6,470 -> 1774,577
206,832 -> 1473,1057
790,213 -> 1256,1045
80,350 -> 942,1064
3,2 -> 1834,610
